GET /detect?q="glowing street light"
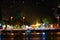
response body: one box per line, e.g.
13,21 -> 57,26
23,16 -> 25,20
11,16 -> 13,20
22,16 -> 25,26
57,16 -> 60,28
10,16 -> 13,25
57,16 -> 59,20
58,6 -> 60,8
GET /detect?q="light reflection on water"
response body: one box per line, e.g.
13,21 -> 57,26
1,31 -> 60,40
42,32 -> 46,40
46,32 -> 60,40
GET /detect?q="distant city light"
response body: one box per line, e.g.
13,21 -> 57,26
2,25 -> 6,29
35,23 -> 41,27
57,32 -> 60,34
42,23 -> 46,26
22,1 -> 24,4
25,25 -> 29,29
50,24 -> 54,28
23,16 -> 25,19
42,32 -> 45,35
57,16 -> 59,19
58,6 -> 60,8
11,16 -> 13,20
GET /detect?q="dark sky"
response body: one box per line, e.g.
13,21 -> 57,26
0,0 -> 58,23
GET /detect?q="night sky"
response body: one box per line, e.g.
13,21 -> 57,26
0,0 -> 58,24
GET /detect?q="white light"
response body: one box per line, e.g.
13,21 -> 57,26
42,23 -> 46,26
42,32 -> 45,35
25,25 -> 29,29
7,25 -> 13,29
57,16 -> 59,19
2,25 -> 6,27
36,33 -> 40,34
2,25 -> 6,29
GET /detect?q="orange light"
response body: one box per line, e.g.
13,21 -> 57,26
50,24 -> 53,28
35,23 -> 41,27
57,32 -> 60,34
30,24 -> 35,27
30,24 -> 36,28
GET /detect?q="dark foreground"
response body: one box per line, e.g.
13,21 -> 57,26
0,29 -> 60,40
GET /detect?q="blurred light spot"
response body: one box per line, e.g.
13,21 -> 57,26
42,32 -> 45,35
57,32 -> 60,34
58,6 -> 60,8
50,24 -> 53,28
42,23 -> 46,26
